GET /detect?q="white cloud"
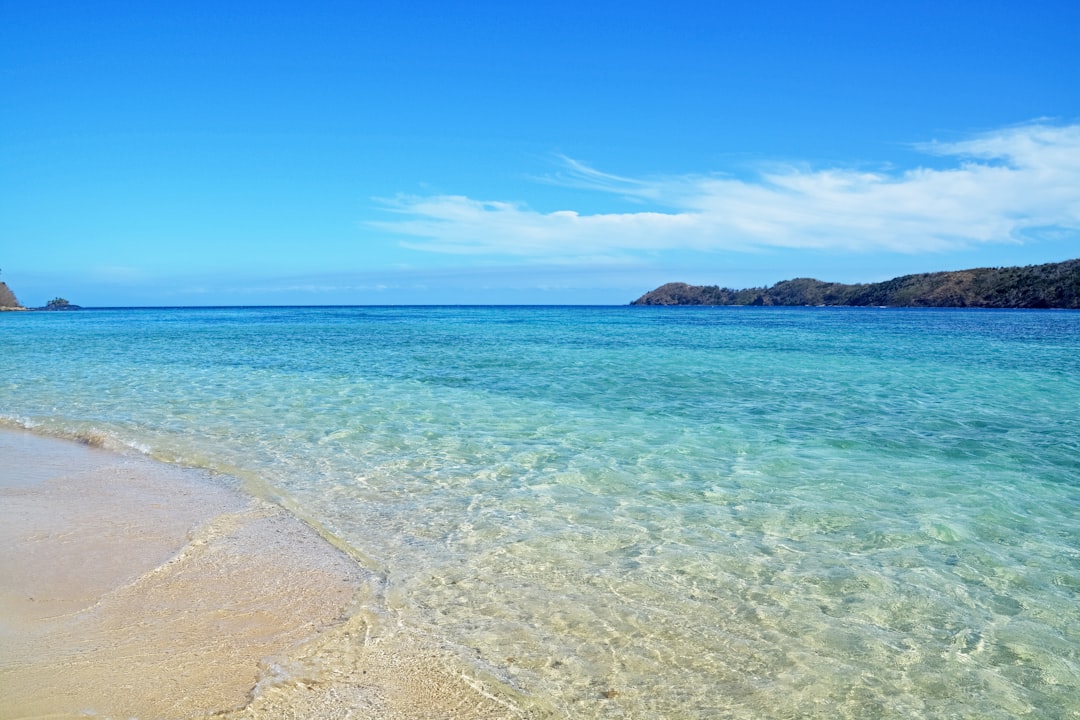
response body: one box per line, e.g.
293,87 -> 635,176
373,122 -> 1080,258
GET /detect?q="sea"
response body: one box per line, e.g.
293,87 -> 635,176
1,305 -> 1078,719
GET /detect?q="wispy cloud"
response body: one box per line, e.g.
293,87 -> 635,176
373,122 -> 1080,258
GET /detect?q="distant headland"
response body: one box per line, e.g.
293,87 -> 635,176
0,282 -> 24,311
0,282 -> 81,311
631,259 -> 1080,309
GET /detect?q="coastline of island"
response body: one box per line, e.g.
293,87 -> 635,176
631,258 -> 1080,308
0,282 -> 25,311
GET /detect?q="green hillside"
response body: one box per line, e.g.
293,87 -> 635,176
632,259 -> 1080,309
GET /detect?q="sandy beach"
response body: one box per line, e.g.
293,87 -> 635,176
0,429 -> 526,720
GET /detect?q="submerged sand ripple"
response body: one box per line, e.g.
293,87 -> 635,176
0,430 -> 523,720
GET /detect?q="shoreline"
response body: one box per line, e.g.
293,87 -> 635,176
0,428 -> 528,719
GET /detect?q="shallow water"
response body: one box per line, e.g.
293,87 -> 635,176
2,306 -> 1078,718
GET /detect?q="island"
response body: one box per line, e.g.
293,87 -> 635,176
39,297 -> 82,311
631,258 -> 1080,309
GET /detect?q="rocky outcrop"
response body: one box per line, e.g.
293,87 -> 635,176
39,297 -> 81,311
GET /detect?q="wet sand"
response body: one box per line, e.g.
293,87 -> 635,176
0,429 -> 526,720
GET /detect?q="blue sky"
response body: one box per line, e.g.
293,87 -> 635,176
2,1 -> 1079,306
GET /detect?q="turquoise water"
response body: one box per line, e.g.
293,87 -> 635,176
2,306 -> 1078,718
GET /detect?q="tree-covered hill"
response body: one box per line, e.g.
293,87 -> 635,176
0,282 -> 23,309
631,259 -> 1080,309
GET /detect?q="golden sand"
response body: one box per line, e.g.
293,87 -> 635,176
0,430 -> 527,720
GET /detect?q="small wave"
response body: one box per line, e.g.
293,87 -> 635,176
0,417 -> 139,455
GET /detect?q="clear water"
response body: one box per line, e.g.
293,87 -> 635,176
2,306 -> 1078,718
